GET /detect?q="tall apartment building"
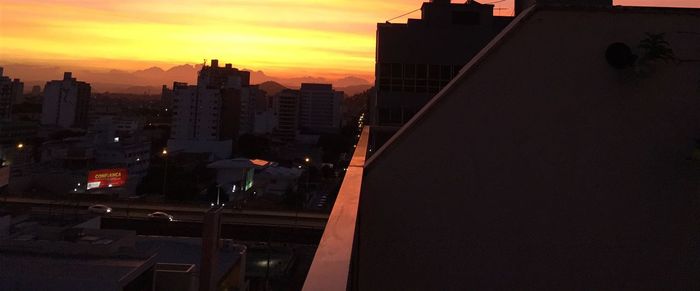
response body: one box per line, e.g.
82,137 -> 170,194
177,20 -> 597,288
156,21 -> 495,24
0,67 -> 24,120
272,83 -> 342,141
299,83 -> 342,134
273,89 -> 301,141
41,72 -> 91,129
239,85 -> 266,135
372,0 -> 512,126
168,60 -> 252,158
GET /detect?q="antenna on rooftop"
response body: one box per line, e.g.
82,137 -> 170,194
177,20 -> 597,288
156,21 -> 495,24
385,8 -> 421,24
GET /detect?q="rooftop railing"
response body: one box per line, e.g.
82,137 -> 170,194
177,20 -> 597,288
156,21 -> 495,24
302,126 -> 369,291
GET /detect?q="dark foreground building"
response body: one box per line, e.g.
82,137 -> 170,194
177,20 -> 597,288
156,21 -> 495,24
371,0 -> 513,126
305,0 -> 700,290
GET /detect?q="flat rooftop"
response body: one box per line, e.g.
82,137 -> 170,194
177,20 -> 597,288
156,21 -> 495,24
135,235 -> 245,282
0,252 -> 154,291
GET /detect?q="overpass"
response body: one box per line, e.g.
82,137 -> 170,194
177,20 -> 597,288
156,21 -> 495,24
2,196 -> 329,229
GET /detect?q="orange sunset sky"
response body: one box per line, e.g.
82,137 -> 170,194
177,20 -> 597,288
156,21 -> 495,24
1,0 -> 699,81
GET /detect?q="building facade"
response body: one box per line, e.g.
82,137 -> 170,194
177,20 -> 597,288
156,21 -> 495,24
0,120 -> 38,146
168,60 -> 254,158
372,0 -> 512,126
239,85 -> 266,135
357,3 -> 700,289
90,116 -> 151,193
0,67 -> 24,121
273,89 -> 301,142
41,72 -> 91,129
299,83 -> 343,134
271,83 -> 342,141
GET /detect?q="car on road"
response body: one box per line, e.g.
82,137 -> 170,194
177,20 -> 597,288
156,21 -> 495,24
148,211 -> 174,221
88,204 -> 112,214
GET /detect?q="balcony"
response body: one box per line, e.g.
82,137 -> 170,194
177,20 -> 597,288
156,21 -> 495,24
302,126 -> 369,291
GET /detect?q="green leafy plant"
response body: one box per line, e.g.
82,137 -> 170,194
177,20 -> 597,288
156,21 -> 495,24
638,33 -> 675,63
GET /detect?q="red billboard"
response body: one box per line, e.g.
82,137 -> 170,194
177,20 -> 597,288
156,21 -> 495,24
87,168 -> 128,190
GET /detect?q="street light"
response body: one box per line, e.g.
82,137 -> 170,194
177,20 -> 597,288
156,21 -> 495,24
161,148 -> 169,196
16,143 -> 23,149
304,157 -> 310,163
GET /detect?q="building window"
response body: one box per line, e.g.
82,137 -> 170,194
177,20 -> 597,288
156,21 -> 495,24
379,63 -> 390,78
391,63 -> 402,79
403,64 -> 416,79
416,64 -> 427,79
428,65 -> 440,80
441,65 -> 452,81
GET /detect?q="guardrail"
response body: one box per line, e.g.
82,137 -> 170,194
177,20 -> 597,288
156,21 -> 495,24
302,126 -> 369,291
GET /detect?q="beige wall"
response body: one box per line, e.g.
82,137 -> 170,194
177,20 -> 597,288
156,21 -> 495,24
359,7 -> 700,290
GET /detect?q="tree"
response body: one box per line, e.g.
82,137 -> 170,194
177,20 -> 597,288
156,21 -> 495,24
638,33 -> 675,63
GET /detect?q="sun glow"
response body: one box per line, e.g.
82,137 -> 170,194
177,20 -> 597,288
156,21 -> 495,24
1,0 -> 698,79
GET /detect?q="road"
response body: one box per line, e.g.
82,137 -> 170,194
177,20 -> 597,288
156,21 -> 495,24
2,196 -> 329,229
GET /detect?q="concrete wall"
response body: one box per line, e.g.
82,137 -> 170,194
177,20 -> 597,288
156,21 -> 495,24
359,7 -> 700,290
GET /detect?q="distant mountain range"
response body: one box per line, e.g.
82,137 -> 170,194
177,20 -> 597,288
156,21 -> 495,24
0,63 -> 372,95
257,80 -> 372,96
258,81 -> 289,96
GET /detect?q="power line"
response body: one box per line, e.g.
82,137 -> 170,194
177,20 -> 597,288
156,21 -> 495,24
385,8 -> 421,23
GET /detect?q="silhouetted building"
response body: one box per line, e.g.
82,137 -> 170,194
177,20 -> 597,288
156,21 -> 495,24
353,2 -> 700,290
168,60 -> 252,158
0,67 -> 24,120
271,83 -> 342,141
273,89 -> 300,141
239,85 -> 266,135
515,0 -> 611,14
30,85 -> 41,96
161,84 -> 173,110
371,0 -> 512,126
89,116 -> 151,194
41,72 -> 91,129
0,217 -> 247,291
299,83 -> 343,134
0,120 -> 38,146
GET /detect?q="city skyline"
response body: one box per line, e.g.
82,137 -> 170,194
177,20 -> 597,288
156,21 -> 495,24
2,0 -> 699,81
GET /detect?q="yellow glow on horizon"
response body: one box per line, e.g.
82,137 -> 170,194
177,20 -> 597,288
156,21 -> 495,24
1,0 -> 699,79
0,0 -> 423,78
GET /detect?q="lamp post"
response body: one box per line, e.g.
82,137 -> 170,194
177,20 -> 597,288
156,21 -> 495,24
161,149 -> 168,196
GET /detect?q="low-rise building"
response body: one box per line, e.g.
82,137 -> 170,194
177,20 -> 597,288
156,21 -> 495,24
0,216 -> 247,291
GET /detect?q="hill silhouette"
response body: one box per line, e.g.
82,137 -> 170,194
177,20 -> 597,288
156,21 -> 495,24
258,81 -> 288,96
1,63 -> 372,94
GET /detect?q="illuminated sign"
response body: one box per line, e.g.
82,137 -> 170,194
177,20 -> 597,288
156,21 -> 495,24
0,166 -> 9,187
87,168 -> 127,190
244,168 -> 254,191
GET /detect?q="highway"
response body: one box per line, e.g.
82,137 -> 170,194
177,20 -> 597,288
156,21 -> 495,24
2,196 -> 329,230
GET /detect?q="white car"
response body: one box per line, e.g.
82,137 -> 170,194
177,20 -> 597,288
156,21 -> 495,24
88,204 -> 112,214
148,211 -> 174,221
